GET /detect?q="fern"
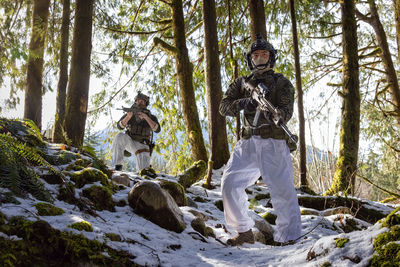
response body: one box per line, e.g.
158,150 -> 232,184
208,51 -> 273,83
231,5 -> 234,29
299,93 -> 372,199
0,133 -> 53,202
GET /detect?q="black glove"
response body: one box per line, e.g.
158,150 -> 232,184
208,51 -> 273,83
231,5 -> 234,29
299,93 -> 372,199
238,97 -> 258,112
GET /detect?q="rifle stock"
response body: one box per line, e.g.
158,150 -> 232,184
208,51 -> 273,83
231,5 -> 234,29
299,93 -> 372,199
242,80 -> 298,144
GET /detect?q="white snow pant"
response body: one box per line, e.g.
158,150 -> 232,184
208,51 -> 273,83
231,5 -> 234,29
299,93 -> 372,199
112,132 -> 150,171
221,136 -> 301,243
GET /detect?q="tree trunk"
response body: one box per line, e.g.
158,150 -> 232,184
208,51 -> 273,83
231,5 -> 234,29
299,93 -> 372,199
357,0 -> 400,124
171,0 -> 208,163
24,0 -> 50,131
394,0 -> 400,61
202,0 -> 230,169
63,0 -> 94,147
226,0 -> 241,141
52,0 -> 70,143
326,0 -> 360,196
289,0 -> 307,187
249,0 -> 267,40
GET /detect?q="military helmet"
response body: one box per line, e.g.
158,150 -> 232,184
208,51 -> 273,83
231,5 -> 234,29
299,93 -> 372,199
134,91 -> 150,106
245,33 -> 277,70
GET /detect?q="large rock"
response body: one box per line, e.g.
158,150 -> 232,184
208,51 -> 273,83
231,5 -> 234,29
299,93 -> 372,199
156,179 -> 188,206
128,181 -> 186,233
249,210 -> 274,244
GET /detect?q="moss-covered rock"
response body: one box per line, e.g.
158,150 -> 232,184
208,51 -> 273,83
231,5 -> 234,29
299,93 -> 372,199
262,212 -> 277,225
82,185 -> 115,212
190,218 -> 215,238
68,221 -> 93,232
334,237 -> 349,248
380,207 -> 400,228
371,225 -> 400,266
57,182 -> 77,205
139,167 -> 157,179
214,199 -> 224,211
56,150 -> 79,165
105,233 -> 122,242
0,217 -> 135,266
34,202 -> 65,216
40,172 -> 65,184
80,146 -> 113,179
157,179 -> 188,206
177,160 -> 207,188
128,181 -> 186,233
70,167 -> 109,188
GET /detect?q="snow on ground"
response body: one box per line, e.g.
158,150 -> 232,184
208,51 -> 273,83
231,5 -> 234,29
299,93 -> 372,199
0,156 -> 396,266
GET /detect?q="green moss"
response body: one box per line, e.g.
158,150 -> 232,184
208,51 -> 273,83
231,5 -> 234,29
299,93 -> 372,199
0,217 -> 135,266
57,182 -> 77,205
80,146 -> 113,179
381,207 -> 400,228
177,160 -> 207,188
82,185 -> 115,212
371,225 -> 400,266
139,167 -> 157,178
68,221 -> 93,232
69,167 -> 109,188
320,262 -> 332,267
157,179 -> 188,206
262,212 -> 277,225
214,199 -> 224,211
334,238 -> 349,248
57,150 -> 79,165
105,233 -> 122,242
249,198 -> 258,210
34,202 -> 65,216
190,218 -> 215,238
341,217 -> 361,232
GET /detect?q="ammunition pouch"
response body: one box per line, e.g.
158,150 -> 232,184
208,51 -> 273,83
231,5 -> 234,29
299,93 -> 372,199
241,126 -> 297,152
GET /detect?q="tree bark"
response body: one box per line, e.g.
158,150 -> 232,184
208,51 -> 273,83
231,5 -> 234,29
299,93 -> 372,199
289,0 -> 307,187
52,0 -> 70,143
326,0 -> 360,196
202,0 -> 230,169
64,0 -> 94,147
249,0 -> 267,40
171,0 -> 208,163
226,0 -> 241,141
24,0 -> 50,131
394,0 -> 400,62
356,0 -> 400,124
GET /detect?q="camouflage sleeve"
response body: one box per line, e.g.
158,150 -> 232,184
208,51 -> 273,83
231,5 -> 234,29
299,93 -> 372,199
151,114 -> 161,133
275,75 -> 295,123
117,114 -> 127,130
219,77 -> 246,117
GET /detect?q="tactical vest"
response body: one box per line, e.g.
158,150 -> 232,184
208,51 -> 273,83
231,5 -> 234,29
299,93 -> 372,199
126,112 -> 153,144
240,72 -> 297,152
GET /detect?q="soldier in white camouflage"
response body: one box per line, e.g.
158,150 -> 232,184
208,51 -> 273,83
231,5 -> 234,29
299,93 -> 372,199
219,34 -> 301,246
112,92 -> 160,171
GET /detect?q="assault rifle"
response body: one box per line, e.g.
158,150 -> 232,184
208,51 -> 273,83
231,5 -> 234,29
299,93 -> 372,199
118,104 -> 151,122
242,79 -> 298,144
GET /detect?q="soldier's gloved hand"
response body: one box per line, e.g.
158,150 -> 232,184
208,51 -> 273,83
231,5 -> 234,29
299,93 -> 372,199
238,98 -> 258,112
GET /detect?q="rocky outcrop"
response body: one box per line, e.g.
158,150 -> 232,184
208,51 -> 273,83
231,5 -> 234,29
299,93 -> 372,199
128,181 -> 186,233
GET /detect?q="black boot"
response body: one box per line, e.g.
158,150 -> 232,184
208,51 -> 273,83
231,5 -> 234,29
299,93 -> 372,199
115,165 -> 122,171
